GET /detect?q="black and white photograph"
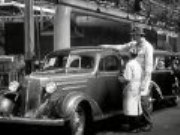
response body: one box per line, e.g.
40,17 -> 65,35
0,0 -> 180,135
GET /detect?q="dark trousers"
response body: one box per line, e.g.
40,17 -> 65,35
141,96 -> 153,126
126,115 -> 142,130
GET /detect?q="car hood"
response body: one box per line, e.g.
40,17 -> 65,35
24,69 -> 93,117
29,69 -> 93,85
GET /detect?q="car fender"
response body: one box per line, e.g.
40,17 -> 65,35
150,81 -> 163,100
61,91 -> 102,120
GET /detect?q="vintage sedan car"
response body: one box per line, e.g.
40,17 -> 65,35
0,47 -> 179,135
172,52 -> 180,80
150,50 -> 179,108
0,47 -> 124,134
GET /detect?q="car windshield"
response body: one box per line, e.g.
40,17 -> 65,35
43,53 -> 95,71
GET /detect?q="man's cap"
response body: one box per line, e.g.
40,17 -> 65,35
131,27 -> 145,36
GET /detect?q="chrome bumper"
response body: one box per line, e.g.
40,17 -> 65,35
0,116 -> 65,126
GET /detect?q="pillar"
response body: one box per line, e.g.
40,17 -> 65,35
54,5 -> 71,50
0,0 -> 4,3
24,0 -> 34,59
24,0 -> 34,74
177,32 -> 180,52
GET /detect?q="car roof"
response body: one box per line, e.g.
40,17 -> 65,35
174,52 -> 180,56
46,46 -> 119,57
0,55 -> 14,62
46,47 -> 174,59
118,49 -> 173,58
153,50 -> 173,57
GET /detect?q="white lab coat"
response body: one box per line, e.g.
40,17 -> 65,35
123,59 -> 142,116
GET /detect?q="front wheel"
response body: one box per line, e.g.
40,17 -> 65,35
69,105 -> 86,135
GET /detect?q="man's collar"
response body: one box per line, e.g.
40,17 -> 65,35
137,37 -> 145,46
141,37 -> 146,42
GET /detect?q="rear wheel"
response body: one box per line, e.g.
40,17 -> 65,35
171,77 -> 180,106
147,83 -> 155,114
169,82 -> 180,106
171,95 -> 179,106
146,94 -> 154,114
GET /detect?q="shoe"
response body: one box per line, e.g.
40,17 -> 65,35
129,128 -> 141,133
141,124 -> 152,132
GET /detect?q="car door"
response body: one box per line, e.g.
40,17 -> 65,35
96,54 -> 123,113
152,55 -> 175,96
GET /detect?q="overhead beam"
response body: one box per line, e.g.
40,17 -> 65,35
58,0 -> 145,24
57,0 -> 178,33
12,1 -> 55,14
150,0 -> 180,14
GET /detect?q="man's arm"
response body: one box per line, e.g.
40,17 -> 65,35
100,41 -> 136,51
141,44 -> 154,95
145,45 -> 154,74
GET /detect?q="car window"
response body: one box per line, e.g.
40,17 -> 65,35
154,56 -> 172,70
44,55 -> 68,69
68,55 -> 80,68
172,58 -> 180,71
165,56 -> 173,69
43,54 -> 94,70
81,56 -> 94,69
99,55 -> 119,71
68,55 -> 94,69
156,57 -> 165,70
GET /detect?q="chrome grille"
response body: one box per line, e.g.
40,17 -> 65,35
25,78 -> 41,113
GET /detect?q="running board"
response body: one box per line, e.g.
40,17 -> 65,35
161,95 -> 179,100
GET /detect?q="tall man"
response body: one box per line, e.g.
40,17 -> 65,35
101,27 -> 154,131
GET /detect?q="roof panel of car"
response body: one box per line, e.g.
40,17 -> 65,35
154,50 -> 173,56
47,46 -> 119,57
174,52 -> 180,56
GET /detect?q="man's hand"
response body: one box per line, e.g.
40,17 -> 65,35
100,44 -> 112,48
100,41 -> 138,52
118,75 -> 129,85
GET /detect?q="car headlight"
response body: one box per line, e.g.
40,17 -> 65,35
45,82 -> 57,94
8,81 -> 20,92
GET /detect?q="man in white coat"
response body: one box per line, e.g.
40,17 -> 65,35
122,51 -> 142,132
101,27 -> 154,131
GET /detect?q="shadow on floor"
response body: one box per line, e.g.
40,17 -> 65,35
92,114 -> 130,134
